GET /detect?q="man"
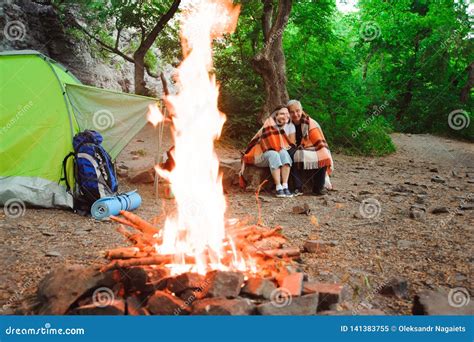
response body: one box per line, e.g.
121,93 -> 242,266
287,100 -> 333,196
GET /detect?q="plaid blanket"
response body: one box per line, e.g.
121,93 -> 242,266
243,116 -> 295,165
293,113 -> 334,174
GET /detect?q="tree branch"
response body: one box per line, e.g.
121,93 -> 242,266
115,27 -> 122,50
76,25 -> 134,63
262,0 -> 273,42
135,0 -> 181,58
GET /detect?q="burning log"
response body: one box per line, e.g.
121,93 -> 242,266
115,210 -> 160,235
259,248 -> 301,259
102,256 -> 173,271
105,247 -> 147,259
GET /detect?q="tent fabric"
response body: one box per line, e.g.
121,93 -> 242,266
0,50 -> 157,209
65,83 -> 157,159
0,176 -> 73,208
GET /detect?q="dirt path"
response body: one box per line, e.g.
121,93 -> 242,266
1,128 -> 472,314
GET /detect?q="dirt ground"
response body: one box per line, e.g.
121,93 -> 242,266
1,126 -> 473,315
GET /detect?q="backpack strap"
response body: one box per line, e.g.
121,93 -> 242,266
61,152 -> 75,192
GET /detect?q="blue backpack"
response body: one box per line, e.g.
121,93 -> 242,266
62,130 -> 118,213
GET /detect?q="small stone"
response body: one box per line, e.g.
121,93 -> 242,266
257,293 -> 318,315
303,240 -> 338,253
292,203 -> 311,215
129,167 -> 155,184
45,251 -> 62,257
191,298 -> 255,315
397,240 -> 416,249
278,273 -> 304,297
117,169 -> 128,178
241,277 -> 276,299
303,282 -> 344,311
70,299 -> 125,315
391,196 -> 404,203
41,231 -> 55,236
409,205 -> 426,220
147,290 -> 190,315
415,195 -> 427,204
378,278 -> 409,299
431,206 -> 450,214
429,167 -> 438,172
431,175 -> 446,184
460,204 -> 474,211
202,271 -> 245,298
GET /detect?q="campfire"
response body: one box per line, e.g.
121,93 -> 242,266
107,0 -> 298,277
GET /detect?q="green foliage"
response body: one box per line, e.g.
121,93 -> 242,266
54,0 -> 180,76
216,0 -> 472,155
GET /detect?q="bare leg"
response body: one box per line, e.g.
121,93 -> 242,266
270,167 -> 282,186
281,164 -> 290,185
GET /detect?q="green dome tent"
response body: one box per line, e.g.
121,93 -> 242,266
0,50 -> 158,208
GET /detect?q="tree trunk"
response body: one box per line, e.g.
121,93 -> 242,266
460,61 -> 474,103
253,0 -> 292,123
396,37 -> 420,121
134,55 -> 147,96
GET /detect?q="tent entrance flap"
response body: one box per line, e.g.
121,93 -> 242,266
65,83 -> 158,159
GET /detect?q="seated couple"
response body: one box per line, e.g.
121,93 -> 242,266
242,100 -> 334,198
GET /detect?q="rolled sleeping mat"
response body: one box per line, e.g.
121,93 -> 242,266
91,190 -> 142,220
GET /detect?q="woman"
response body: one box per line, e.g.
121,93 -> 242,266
241,106 -> 296,198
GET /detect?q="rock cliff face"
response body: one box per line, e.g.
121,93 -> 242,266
0,0 -> 165,96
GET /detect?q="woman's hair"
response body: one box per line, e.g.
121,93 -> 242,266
271,105 -> 288,117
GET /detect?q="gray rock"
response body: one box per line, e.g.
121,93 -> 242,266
257,293 -> 319,315
191,297 -> 255,315
303,282 -> 345,311
409,205 -> 426,220
202,271 -> 245,298
129,167 -> 155,184
431,206 -> 450,214
37,265 -> 116,315
167,272 -> 207,294
147,290 -> 190,315
459,204 -> 474,211
413,289 -> 474,315
70,299 -> 125,315
241,277 -> 276,299
45,251 -> 62,257
431,175 -> 446,184
378,278 -> 409,299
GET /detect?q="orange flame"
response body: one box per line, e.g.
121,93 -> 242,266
147,103 -> 164,127
155,0 -> 246,275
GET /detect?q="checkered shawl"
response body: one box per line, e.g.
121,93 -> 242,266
243,116 -> 295,165
293,113 -> 334,174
